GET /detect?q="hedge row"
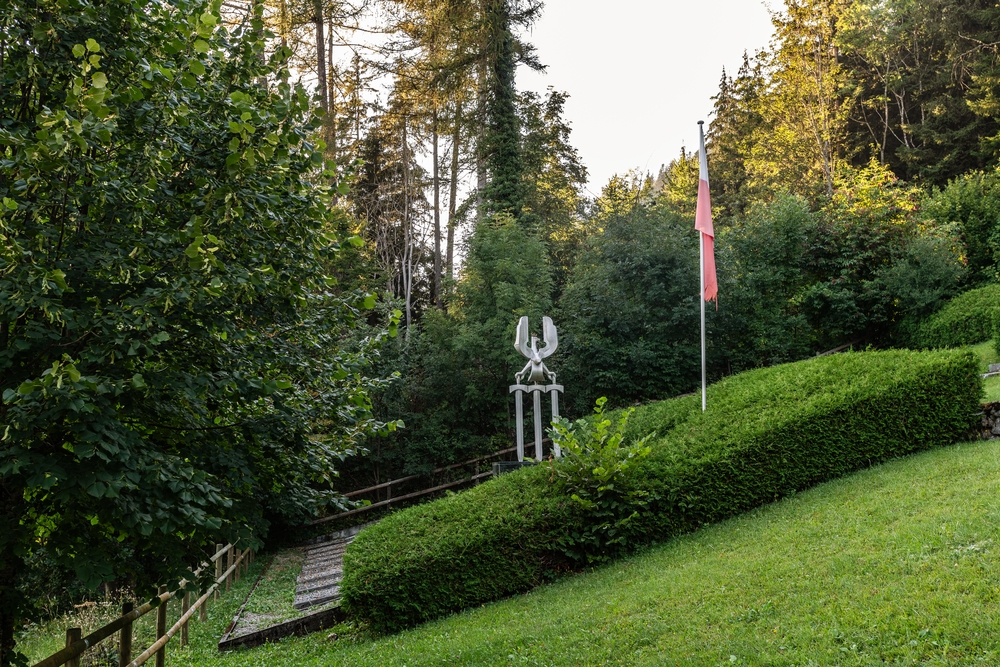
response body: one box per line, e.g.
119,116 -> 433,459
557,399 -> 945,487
340,349 -> 981,632
910,283 -> 1000,349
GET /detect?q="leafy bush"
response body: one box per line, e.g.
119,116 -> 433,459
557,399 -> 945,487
920,168 -> 1000,284
908,284 -> 1000,348
548,398 -> 653,563
341,349 -> 980,632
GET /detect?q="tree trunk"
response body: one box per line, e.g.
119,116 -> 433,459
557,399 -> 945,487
279,0 -> 289,47
402,121 -> 412,336
446,102 -> 462,283
432,108 -> 442,309
0,480 -> 26,667
314,0 -> 328,113
476,59 -> 487,222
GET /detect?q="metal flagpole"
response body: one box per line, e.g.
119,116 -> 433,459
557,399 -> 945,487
700,231 -> 706,412
697,120 -> 708,413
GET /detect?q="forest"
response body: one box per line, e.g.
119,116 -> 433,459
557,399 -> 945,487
3,0 -> 1000,663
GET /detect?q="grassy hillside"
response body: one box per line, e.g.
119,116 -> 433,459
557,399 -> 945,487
25,437 -> 1000,666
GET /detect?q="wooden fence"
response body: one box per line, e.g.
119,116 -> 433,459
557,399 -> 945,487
311,445 -> 522,525
32,542 -> 255,667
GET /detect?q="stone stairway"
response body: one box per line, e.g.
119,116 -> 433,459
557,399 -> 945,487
292,524 -> 366,610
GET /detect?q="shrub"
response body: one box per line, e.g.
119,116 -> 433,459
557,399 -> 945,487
909,284 -> 1000,348
548,398 -> 654,563
340,349 -> 980,632
920,168 -> 1000,285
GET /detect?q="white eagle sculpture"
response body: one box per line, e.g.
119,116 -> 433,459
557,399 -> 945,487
514,315 -> 558,384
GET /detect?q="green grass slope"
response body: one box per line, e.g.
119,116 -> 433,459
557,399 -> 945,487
22,439 -> 1000,666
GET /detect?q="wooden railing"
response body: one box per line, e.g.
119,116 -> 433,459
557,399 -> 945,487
311,445 -> 520,525
32,543 -> 255,667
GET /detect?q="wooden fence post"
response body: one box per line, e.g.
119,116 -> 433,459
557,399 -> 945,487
119,601 -> 133,667
65,628 -> 81,667
234,549 -> 242,582
181,590 -> 190,646
199,591 -> 208,622
155,585 -> 167,667
226,546 -> 233,591
214,544 -> 223,599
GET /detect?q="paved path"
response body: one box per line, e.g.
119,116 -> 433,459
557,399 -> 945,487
292,524 -> 366,610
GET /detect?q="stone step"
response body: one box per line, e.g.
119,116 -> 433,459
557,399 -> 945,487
305,539 -> 350,554
292,528 -> 360,611
296,577 -> 343,595
301,548 -> 347,563
297,568 -> 343,586
303,546 -> 348,560
299,563 -> 344,578
293,584 -> 341,610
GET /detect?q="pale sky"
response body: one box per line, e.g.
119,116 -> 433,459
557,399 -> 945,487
517,0 -> 776,195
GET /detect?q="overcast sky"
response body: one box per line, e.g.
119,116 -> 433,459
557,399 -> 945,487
517,0 -> 776,196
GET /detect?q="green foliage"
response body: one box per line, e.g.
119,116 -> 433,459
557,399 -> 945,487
718,195 -> 815,368
340,348 -> 980,632
557,186 -> 701,411
920,168 -> 1000,285
0,0 -> 395,660
904,284 -> 1000,349
358,213 -> 553,477
518,89 -> 588,296
547,398 -> 653,563
800,162 -> 963,346
480,1 -> 536,223
557,164 -> 964,410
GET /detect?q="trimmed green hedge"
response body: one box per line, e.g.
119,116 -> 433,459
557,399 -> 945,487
910,284 -> 1000,349
341,349 -> 980,632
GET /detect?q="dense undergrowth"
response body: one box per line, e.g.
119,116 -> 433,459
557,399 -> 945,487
341,348 -> 981,631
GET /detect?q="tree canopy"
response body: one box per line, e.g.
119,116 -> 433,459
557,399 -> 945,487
0,0 -> 396,662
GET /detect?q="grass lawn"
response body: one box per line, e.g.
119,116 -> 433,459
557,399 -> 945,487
969,341 -> 1000,401
22,438 -> 1000,666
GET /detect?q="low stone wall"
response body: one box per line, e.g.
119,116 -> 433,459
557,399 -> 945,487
977,402 -> 1000,439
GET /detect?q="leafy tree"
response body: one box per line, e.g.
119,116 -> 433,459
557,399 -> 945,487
479,0 -> 542,223
0,0 -> 395,662
920,168 -> 1000,285
717,195 -> 816,369
837,0 -> 1000,184
801,161 -> 960,345
557,183 -> 702,412
653,149 -> 700,219
707,55 -> 768,221
519,89 -> 589,296
750,0 -> 853,198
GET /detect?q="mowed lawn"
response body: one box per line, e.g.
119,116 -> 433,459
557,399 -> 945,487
971,341 -> 1000,402
23,438 -> 1000,667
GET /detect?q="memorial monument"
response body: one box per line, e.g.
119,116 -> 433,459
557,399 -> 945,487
510,316 -> 563,462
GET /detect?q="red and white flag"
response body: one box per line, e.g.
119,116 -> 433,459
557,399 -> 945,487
695,123 -> 717,303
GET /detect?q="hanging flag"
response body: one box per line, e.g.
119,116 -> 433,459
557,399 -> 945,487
695,122 -> 717,303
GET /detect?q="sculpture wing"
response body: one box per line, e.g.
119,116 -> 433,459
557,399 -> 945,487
515,316 -> 531,358
538,316 -> 558,358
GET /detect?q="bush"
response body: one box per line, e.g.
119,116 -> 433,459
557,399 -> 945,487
340,349 -> 980,632
909,284 -> 1000,348
920,168 -> 1000,285
548,398 -> 654,563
